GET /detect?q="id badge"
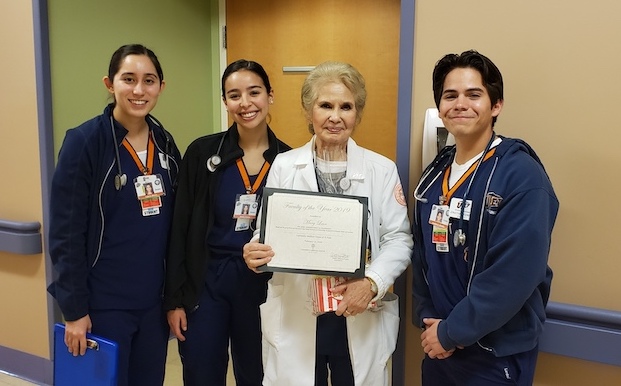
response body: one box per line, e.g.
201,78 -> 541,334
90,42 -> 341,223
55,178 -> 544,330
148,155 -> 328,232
134,174 -> 166,200
429,204 -> 449,228
432,225 -> 449,252
233,194 -> 258,231
134,174 -> 165,216
233,194 -> 258,219
141,196 -> 162,216
448,198 -> 472,221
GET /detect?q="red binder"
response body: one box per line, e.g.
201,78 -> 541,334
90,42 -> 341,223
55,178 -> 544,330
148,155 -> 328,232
53,323 -> 118,386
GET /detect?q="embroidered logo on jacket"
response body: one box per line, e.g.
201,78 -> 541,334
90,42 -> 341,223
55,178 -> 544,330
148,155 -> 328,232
394,183 -> 407,206
485,192 -> 503,215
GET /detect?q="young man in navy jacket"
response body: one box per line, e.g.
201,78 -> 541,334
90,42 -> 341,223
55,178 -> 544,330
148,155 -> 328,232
411,50 -> 558,386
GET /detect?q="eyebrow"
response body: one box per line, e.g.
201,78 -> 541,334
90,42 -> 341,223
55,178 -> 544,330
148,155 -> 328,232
443,87 -> 485,94
120,72 -> 159,79
226,85 -> 263,94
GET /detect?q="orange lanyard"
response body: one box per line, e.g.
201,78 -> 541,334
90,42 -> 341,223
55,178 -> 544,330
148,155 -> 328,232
236,158 -> 270,194
441,148 -> 496,204
122,132 -> 155,175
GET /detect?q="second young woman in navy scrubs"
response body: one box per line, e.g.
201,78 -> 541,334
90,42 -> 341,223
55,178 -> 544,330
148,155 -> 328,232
164,60 -> 290,386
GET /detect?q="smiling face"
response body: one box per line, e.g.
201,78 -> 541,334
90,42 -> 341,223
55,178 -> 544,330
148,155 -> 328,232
223,69 -> 273,132
103,54 -> 165,125
438,67 -> 503,145
310,81 -> 357,151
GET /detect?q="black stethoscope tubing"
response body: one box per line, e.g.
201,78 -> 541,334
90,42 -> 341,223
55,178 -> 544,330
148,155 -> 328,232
205,127 -> 281,173
110,114 -> 174,191
110,116 -> 127,191
413,133 -> 496,247
453,133 -> 496,247
206,132 -> 226,172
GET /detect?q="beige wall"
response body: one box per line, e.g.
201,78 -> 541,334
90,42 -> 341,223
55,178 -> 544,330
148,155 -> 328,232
407,0 -> 621,384
0,1 -> 50,358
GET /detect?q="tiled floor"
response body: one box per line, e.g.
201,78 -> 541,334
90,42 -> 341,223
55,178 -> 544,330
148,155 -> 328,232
0,371 -> 37,386
0,339 -> 236,386
164,338 -> 237,385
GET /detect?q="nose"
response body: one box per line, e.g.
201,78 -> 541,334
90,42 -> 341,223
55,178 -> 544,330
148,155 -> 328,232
454,95 -> 467,109
240,94 -> 251,108
133,82 -> 144,95
328,108 -> 341,122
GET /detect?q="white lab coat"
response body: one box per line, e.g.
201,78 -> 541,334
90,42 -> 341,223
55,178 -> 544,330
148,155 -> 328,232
255,137 -> 413,386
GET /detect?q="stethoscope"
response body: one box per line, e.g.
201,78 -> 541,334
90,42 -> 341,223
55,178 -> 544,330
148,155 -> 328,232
205,128 -> 281,173
206,132 -> 226,172
414,133 -> 496,247
110,115 -> 174,191
111,116 -> 128,190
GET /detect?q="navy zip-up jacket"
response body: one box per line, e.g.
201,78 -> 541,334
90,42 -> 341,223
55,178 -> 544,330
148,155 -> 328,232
48,105 -> 181,321
412,137 -> 558,357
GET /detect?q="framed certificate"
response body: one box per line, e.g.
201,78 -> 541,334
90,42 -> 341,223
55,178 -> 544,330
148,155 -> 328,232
258,188 -> 368,277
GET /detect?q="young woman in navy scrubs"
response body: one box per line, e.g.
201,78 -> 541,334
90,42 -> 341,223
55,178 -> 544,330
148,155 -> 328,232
164,60 -> 290,386
48,44 -> 181,386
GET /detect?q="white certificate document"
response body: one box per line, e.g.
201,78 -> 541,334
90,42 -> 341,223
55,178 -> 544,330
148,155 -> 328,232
258,188 -> 368,277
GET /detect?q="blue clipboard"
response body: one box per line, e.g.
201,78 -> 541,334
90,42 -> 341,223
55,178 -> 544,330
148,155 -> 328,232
54,323 -> 118,386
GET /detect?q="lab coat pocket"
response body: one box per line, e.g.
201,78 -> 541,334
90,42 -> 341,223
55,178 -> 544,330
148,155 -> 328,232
260,281 -> 284,349
378,292 -> 400,363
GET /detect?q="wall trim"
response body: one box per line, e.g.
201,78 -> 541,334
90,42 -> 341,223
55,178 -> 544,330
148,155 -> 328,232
540,302 -> 621,367
0,220 -> 42,254
0,345 -> 52,386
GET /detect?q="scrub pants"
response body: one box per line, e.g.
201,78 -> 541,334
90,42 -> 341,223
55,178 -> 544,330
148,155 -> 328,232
89,303 -> 169,386
178,256 -> 269,386
315,313 -> 355,386
422,344 -> 539,386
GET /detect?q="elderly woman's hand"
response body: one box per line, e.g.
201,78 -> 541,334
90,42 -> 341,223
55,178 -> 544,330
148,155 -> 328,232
331,278 -> 375,317
242,240 -> 274,273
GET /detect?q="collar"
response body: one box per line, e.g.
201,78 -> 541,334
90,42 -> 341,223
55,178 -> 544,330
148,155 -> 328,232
295,136 -> 366,187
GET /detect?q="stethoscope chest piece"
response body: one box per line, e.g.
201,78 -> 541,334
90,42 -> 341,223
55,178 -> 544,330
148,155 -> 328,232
206,155 -> 222,172
339,177 -> 351,190
453,228 -> 466,247
114,173 -> 127,191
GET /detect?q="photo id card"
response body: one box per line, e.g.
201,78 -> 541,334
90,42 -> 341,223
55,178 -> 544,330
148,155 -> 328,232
233,194 -> 258,232
134,174 -> 165,200
233,194 -> 258,220
429,204 -> 450,228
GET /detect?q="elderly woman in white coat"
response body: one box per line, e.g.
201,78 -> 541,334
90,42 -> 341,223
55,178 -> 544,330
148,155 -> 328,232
243,61 -> 413,386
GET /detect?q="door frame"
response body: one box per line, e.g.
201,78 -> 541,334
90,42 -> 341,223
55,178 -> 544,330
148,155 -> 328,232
218,0 -> 228,131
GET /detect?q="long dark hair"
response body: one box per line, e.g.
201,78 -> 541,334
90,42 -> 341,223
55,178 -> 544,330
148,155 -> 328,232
221,59 -> 272,98
108,44 -> 164,83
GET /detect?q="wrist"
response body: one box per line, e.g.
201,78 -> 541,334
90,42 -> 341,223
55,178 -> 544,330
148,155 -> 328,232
366,277 -> 378,295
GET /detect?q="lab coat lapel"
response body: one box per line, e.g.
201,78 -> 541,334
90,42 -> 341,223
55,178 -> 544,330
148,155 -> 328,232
292,138 -> 319,192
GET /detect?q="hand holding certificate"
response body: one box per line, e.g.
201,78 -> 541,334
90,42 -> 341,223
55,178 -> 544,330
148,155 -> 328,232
258,188 -> 368,277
